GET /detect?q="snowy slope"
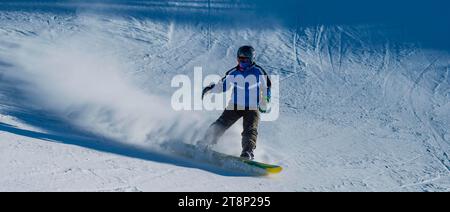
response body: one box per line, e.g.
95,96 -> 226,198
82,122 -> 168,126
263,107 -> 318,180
0,0 -> 449,191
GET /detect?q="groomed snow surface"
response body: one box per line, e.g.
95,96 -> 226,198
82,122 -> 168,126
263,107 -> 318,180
0,0 -> 449,191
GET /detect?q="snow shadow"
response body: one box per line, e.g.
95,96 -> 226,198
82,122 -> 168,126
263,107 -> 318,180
0,104 -> 255,178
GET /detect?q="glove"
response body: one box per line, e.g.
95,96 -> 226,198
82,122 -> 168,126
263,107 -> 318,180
259,96 -> 271,113
202,84 -> 215,99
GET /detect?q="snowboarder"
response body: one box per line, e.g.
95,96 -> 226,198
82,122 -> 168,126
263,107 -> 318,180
201,46 -> 272,160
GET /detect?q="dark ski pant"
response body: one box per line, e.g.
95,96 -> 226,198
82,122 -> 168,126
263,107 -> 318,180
204,107 -> 260,152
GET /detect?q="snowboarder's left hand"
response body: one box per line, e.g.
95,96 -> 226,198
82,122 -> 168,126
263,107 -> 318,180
259,96 -> 271,113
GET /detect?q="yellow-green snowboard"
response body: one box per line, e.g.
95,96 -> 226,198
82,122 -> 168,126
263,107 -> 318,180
164,143 -> 282,175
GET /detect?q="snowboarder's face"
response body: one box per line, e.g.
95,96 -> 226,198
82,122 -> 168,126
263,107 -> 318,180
238,57 -> 251,69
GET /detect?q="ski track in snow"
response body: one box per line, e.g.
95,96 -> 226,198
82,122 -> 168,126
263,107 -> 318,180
0,1 -> 449,191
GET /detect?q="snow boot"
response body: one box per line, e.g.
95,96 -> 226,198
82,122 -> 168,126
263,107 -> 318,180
240,150 -> 254,160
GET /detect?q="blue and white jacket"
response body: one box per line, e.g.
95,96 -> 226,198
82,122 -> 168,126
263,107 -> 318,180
209,63 -> 271,110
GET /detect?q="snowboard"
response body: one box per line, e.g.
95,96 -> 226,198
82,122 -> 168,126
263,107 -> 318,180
214,149 -> 283,175
162,142 -> 282,175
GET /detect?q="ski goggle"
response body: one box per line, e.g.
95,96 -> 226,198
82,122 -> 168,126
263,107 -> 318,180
238,56 -> 251,62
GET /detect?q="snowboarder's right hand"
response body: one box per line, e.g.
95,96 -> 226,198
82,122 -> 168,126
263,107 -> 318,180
202,84 -> 215,99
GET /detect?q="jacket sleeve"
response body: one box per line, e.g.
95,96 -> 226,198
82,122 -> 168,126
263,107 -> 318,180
209,68 -> 235,94
210,75 -> 232,93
